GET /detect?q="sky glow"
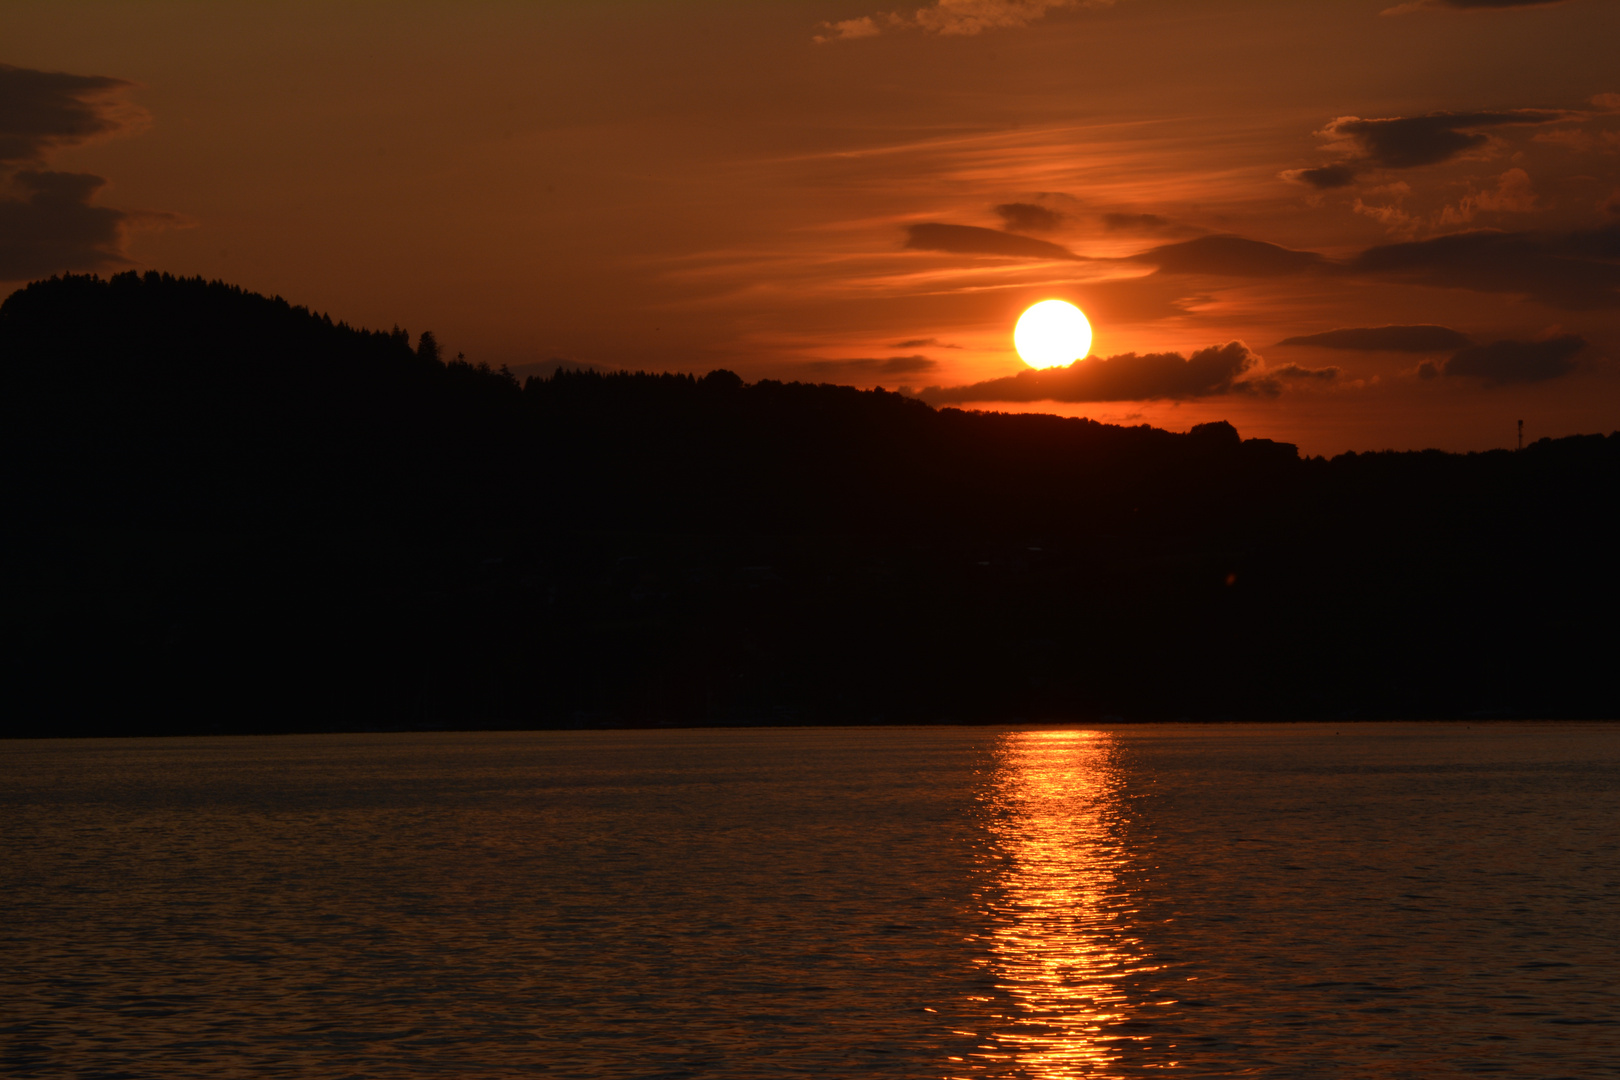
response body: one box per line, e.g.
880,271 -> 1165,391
1,0 -> 1616,453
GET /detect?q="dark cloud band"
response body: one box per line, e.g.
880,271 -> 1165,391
994,202 -> 1064,233
1132,235 -> 1326,277
0,171 -> 133,280
921,342 -> 1267,403
1108,224 -> 1618,310
1103,212 -> 1177,232
809,355 -> 938,378
1428,1 -> 1573,8
1270,363 -> 1341,381
0,63 -> 140,165
1,64 -> 168,282
1351,225 -> 1620,310
1442,335 -> 1585,383
1278,325 -> 1474,351
1288,107 -> 1573,188
1332,110 -> 1567,168
892,337 -> 962,349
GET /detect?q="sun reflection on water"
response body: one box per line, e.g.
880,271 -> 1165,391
955,729 -> 1158,1079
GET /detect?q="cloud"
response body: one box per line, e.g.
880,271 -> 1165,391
1332,111 -> 1568,168
1352,169 -> 1542,236
815,0 -> 1108,41
994,201 -> 1064,233
1288,109 -> 1573,187
1385,0 -> 1574,11
1078,275 -> 1206,323
1284,163 -> 1361,190
0,63 -> 145,165
0,170 -> 147,280
812,16 -> 883,42
1270,364 -> 1340,382
1131,234 -> 1326,277
1277,325 -> 1474,351
1442,335 -> 1585,383
1435,167 -> 1540,229
1531,127 -> 1620,152
914,0 -> 1083,34
808,355 -> 939,378
904,221 -> 1081,259
1103,212 -> 1166,231
921,341 -> 1268,403
1349,225 -> 1620,309
893,337 -> 963,348
1100,212 -> 1199,236
1116,225 -> 1617,308
1352,195 -> 1415,232
0,64 -> 178,282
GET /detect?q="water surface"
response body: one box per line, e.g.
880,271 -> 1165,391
3,723 -> 1616,1077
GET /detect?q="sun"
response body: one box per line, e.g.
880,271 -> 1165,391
1015,300 -> 1092,369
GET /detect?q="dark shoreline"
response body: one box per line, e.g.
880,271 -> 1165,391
6,718 -> 1610,743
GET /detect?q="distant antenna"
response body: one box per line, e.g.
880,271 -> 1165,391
1517,419 -> 1523,452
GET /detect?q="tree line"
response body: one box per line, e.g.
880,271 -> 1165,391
3,271 -> 1615,733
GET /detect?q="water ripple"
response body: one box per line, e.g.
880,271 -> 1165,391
2,724 -> 1617,1077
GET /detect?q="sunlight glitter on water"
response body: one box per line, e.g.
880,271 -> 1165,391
958,730 -> 1164,1078
5,725 -> 1618,1078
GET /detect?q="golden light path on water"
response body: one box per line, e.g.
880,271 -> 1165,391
951,730 -> 1168,1079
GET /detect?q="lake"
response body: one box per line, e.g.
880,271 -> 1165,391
3,723 -> 1616,1077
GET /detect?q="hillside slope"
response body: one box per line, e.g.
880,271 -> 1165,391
3,272 -> 1616,732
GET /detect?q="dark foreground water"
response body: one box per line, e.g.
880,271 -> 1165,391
3,724 -> 1616,1079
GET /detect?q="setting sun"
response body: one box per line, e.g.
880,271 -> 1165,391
1015,300 -> 1093,370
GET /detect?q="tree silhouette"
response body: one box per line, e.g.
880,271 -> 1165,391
2,270 -> 1616,735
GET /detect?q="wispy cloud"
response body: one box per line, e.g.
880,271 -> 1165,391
1277,325 -> 1473,351
814,16 -> 883,43
893,337 -> 964,348
904,222 -> 1082,260
994,201 -> 1065,233
815,0 -> 1110,43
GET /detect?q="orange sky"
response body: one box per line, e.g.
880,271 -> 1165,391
3,0 -> 1618,454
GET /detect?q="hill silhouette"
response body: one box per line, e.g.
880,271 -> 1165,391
3,271 -> 1616,734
